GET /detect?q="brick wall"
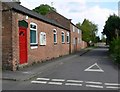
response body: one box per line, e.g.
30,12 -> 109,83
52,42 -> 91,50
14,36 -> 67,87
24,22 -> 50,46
45,11 -> 70,30
11,12 -> 70,70
2,4 -> 13,70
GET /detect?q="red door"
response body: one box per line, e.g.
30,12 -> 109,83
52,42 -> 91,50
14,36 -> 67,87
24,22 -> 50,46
19,27 -> 27,64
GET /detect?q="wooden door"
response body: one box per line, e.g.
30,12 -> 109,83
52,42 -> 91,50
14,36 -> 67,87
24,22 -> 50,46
19,27 -> 27,64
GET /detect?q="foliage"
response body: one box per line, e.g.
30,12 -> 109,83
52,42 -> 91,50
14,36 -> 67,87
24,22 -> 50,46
95,36 -> 101,42
101,35 -> 106,42
33,4 -> 56,15
103,14 -> 120,44
76,19 -> 98,44
110,38 -> 120,64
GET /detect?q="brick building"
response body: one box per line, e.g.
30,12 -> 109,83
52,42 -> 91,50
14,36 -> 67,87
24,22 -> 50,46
2,2 -> 85,71
46,11 -> 83,53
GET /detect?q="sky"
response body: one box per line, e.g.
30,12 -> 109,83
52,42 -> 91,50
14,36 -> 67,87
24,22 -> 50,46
20,0 -> 119,39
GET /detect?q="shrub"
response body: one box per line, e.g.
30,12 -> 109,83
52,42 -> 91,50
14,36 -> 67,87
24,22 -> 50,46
110,37 -> 120,64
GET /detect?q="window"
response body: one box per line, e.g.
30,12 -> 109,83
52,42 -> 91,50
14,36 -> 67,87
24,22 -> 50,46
53,29 -> 57,44
78,38 -> 81,43
78,29 -> 80,34
66,32 -> 70,43
61,31 -> 65,43
73,38 -> 75,44
30,23 -> 38,46
40,32 -> 46,45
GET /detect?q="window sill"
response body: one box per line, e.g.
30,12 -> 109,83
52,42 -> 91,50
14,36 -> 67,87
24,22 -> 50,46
40,45 -> 46,46
31,46 -> 38,49
54,43 -> 57,45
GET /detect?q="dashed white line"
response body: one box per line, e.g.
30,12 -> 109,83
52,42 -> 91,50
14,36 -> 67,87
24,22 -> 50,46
86,84 -> 103,88
51,79 -> 65,82
105,83 -> 120,86
106,86 -> 120,89
31,77 -> 120,90
85,81 -> 102,84
67,80 -> 83,83
36,78 -> 50,81
31,81 -> 47,84
48,82 -> 63,85
65,83 -> 82,86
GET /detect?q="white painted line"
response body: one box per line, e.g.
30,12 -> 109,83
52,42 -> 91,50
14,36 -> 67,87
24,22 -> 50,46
31,81 -> 47,84
36,78 -> 50,81
84,63 -> 104,72
65,83 -> 82,86
86,84 -> 103,88
51,79 -> 65,82
106,86 -> 120,89
48,82 -> 62,85
85,81 -> 102,84
67,80 -> 83,83
105,83 -> 120,86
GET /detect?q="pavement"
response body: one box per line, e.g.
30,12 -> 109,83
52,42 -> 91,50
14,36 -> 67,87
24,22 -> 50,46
2,47 -> 92,81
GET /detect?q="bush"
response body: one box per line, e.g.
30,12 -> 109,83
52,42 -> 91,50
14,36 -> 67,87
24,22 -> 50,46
110,38 -> 120,64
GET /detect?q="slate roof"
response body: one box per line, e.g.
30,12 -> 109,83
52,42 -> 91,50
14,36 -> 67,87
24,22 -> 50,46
3,2 -> 69,31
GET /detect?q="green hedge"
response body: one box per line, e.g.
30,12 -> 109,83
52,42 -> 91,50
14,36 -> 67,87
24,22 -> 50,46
110,38 -> 120,64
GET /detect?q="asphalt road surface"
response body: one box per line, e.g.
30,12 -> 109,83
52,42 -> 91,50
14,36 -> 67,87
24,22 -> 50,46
2,46 -> 120,90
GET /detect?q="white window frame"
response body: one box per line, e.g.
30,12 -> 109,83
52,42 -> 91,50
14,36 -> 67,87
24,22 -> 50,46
40,32 -> 46,46
73,38 -> 75,44
61,31 -> 65,43
66,32 -> 70,43
30,23 -> 38,49
78,29 -> 80,34
73,26 -> 75,32
78,38 -> 81,43
53,29 -> 57,44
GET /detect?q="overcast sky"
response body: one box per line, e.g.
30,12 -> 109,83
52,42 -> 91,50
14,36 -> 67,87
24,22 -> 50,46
20,0 -> 119,38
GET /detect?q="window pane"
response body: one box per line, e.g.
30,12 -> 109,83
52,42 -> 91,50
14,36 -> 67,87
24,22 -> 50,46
62,35 -> 64,42
54,34 -> 56,43
30,24 -> 36,29
67,36 -> 69,42
30,30 -> 36,43
40,32 -> 46,45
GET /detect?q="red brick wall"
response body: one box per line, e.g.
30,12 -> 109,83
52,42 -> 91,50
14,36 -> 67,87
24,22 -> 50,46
11,12 -> 70,69
45,11 -> 70,30
2,4 -> 13,70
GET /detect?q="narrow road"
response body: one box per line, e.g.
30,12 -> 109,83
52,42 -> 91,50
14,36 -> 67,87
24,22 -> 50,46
3,47 -> 119,90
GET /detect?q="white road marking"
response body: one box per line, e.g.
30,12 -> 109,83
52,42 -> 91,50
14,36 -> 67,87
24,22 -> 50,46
65,83 -> 82,86
67,80 -> 83,83
51,79 -> 65,82
31,81 -> 47,84
86,84 -> 103,88
84,63 -> 104,72
106,86 -> 120,89
105,83 -> 120,86
36,78 -> 50,81
31,77 -> 120,89
48,82 -> 63,85
85,81 -> 102,84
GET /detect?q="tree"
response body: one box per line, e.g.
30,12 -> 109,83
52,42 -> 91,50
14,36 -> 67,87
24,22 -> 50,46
103,14 -> 120,44
33,4 -> 56,15
101,35 -> 106,42
76,19 -> 98,44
